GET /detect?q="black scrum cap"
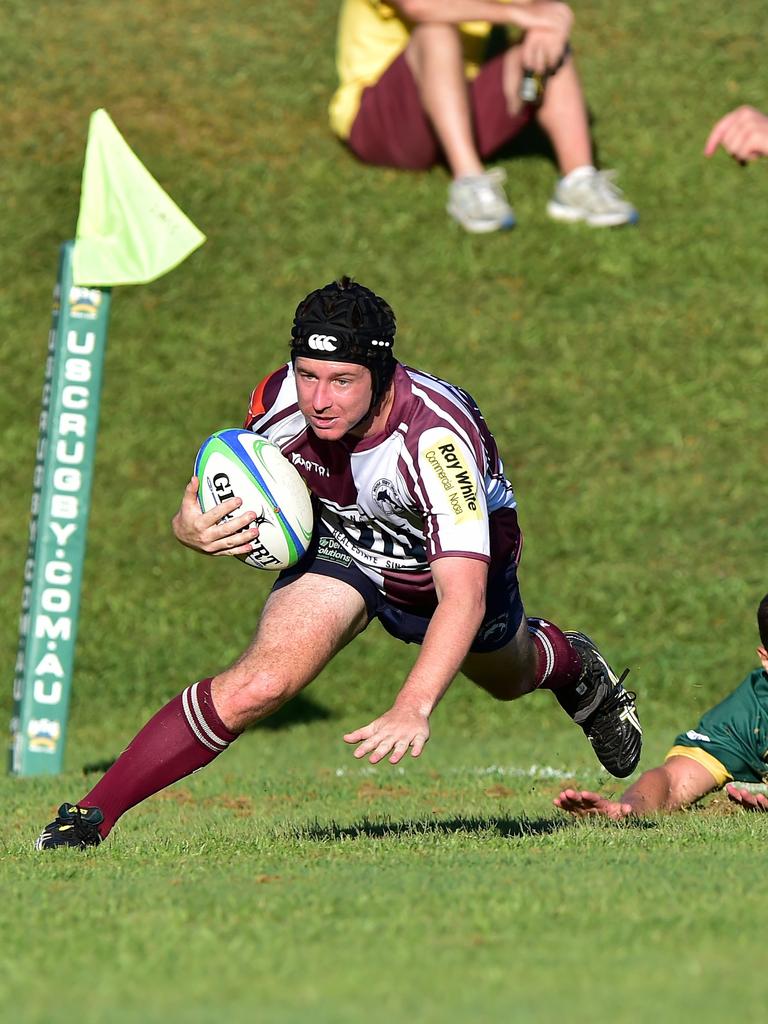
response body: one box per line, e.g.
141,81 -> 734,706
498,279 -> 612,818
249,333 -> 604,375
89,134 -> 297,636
290,277 -> 397,404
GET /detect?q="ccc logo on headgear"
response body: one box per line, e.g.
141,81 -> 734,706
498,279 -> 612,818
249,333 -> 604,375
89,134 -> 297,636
307,334 -> 338,351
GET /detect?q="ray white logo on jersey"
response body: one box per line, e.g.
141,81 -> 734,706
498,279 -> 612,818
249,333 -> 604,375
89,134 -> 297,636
307,334 -> 337,351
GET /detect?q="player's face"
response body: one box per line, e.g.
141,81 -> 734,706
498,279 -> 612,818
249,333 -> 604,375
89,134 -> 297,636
294,358 -> 374,440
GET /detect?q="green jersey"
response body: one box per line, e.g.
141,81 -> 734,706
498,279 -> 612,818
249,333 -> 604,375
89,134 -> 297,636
673,669 -> 768,784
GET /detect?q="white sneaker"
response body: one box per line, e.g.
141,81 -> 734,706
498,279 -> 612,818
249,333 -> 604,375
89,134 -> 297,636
447,169 -> 516,233
547,168 -> 638,227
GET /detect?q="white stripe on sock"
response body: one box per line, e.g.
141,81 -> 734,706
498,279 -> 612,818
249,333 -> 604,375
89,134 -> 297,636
182,685 -> 228,752
528,623 -> 555,684
188,681 -> 230,748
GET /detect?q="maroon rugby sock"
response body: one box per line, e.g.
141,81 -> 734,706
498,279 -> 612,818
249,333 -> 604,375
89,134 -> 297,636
79,678 -> 238,838
527,617 -> 582,691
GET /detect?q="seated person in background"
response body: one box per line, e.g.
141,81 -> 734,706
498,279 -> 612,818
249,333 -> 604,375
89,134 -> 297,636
329,0 -> 638,233
554,594 -> 768,818
705,105 -> 768,163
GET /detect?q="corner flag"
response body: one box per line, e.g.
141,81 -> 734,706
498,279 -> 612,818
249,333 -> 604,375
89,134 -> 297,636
11,111 -> 206,775
72,109 -> 206,286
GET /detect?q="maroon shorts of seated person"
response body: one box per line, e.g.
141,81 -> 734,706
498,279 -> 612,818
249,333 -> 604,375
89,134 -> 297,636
347,49 -> 535,171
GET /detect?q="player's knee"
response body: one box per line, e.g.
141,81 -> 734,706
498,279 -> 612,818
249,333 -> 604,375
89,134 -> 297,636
407,19 -> 463,70
473,673 -> 537,702
464,641 -> 538,701
214,669 -> 297,724
242,673 -> 296,717
493,676 -> 537,701
404,10 -> 460,38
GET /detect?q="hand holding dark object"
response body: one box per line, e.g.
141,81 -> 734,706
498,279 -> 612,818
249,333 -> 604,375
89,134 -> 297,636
520,43 -> 572,103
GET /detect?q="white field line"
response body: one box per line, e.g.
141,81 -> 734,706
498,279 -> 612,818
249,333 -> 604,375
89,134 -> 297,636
334,764 -> 577,780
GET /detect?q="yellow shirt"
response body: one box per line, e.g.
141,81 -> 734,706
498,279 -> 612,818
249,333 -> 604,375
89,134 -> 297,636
329,0 -> 499,139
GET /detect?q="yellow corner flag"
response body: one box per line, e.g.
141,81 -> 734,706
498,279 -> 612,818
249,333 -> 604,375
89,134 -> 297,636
72,109 -> 206,287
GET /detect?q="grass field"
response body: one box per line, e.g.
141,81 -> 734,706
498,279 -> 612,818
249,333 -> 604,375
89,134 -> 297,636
2,2 -> 767,1022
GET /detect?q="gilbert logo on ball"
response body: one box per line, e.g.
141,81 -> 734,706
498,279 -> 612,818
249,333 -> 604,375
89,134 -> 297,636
195,430 -> 314,570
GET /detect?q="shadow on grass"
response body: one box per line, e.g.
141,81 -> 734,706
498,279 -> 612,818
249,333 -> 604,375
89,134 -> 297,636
298,812 -> 660,842
83,757 -> 116,774
253,693 -> 333,731
299,815 -> 572,842
82,694 -> 334,773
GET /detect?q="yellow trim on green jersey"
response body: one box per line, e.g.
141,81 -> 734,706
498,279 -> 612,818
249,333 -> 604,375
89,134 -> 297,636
664,745 -> 732,787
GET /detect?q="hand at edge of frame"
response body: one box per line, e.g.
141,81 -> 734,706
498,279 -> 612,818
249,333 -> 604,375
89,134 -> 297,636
725,782 -> 768,812
704,105 -> 768,163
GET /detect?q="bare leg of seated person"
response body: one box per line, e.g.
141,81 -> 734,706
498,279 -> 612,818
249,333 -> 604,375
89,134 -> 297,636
405,27 -> 636,231
405,23 -> 517,233
537,51 -> 638,226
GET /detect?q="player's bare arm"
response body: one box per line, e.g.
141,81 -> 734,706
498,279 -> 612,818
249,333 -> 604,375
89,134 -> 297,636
172,475 -> 261,556
344,557 -> 488,765
395,0 -> 572,70
555,757 -> 721,820
395,0 -> 571,31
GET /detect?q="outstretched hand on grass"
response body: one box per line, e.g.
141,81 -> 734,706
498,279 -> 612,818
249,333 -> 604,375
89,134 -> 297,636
553,789 -> 633,820
344,706 -> 430,765
726,783 -> 768,812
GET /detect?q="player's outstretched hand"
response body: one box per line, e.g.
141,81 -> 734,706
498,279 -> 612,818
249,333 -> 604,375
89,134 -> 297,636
553,788 -> 633,821
172,475 -> 261,556
704,105 -> 768,163
344,707 -> 430,765
725,783 -> 768,812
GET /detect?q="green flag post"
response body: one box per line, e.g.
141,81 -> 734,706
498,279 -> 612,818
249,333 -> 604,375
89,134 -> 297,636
10,110 -> 205,775
11,247 -> 110,774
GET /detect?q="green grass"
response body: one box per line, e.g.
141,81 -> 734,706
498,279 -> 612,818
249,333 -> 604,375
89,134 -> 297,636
2,1 -> 768,1021
5,739 -> 768,1024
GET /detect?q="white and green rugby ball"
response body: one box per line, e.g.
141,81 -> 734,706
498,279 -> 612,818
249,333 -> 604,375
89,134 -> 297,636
195,429 -> 314,570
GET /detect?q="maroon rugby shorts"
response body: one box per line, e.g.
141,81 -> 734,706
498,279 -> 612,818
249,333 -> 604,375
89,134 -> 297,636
347,50 -> 534,170
273,520 -> 525,654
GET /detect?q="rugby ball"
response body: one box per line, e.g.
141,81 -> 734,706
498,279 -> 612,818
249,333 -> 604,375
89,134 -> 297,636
194,429 -> 314,570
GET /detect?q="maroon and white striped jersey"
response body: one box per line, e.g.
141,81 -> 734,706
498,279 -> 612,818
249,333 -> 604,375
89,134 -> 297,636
245,363 -> 520,612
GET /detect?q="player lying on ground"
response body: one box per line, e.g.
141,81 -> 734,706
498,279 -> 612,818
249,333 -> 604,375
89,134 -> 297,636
37,277 -> 641,850
554,594 -> 768,819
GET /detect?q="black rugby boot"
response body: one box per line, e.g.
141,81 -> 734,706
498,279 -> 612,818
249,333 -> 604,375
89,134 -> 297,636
561,631 -> 642,778
35,803 -> 104,851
